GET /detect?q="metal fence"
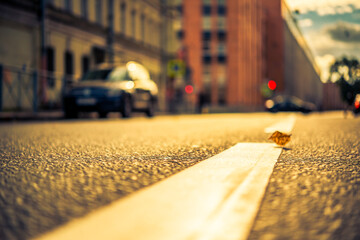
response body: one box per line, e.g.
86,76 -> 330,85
0,64 -> 69,112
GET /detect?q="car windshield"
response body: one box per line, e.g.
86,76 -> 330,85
108,67 -> 130,82
82,67 -> 130,82
82,69 -> 112,81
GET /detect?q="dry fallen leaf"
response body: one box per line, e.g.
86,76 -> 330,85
268,131 -> 291,147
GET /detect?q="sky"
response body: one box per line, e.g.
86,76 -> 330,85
285,0 -> 360,82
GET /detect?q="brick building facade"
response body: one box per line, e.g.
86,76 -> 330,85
177,0 -> 322,111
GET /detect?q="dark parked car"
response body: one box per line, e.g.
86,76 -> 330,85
63,62 -> 158,118
265,95 -> 317,113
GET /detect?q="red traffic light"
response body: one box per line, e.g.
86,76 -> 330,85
268,80 -> 277,91
185,85 -> 194,94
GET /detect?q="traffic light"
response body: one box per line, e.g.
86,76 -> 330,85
268,80 -> 277,91
260,80 -> 277,98
185,85 -> 194,94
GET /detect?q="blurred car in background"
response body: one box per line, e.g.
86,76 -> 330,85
353,94 -> 360,115
63,61 -> 158,118
265,95 -> 317,113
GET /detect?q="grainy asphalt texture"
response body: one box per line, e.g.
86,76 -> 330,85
0,112 -> 359,240
0,113 -> 276,239
249,114 -> 360,240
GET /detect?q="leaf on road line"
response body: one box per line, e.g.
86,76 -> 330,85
268,131 -> 291,147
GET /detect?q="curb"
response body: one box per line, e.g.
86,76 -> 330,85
0,112 -> 64,122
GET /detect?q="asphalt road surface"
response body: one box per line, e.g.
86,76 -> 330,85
0,112 -> 359,239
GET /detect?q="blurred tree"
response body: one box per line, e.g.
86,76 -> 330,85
329,57 -> 360,116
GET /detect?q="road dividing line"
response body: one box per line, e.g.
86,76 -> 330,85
264,115 -> 296,134
36,143 -> 282,240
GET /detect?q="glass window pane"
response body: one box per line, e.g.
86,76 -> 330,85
81,0 -> 88,18
131,10 -> 136,38
218,43 -> 226,55
203,6 -> 211,15
218,6 -> 226,15
121,3 -> 126,33
82,70 -> 111,81
203,0 -> 211,5
108,67 -> 128,81
96,0 -> 102,25
65,0 -> 72,12
203,17 -> 211,30
218,17 -> 226,30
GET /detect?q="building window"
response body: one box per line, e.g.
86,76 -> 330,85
202,31 -> 211,40
131,10 -> 136,38
174,19 -> 182,31
203,38 -> 211,64
96,0 -> 102,25
203,55 -> 212,64
65,0 -> 72,12
176,5 -> 183,14
141,14 -> 145,42
81,0 -> 88,19
218,16 -> 226,30
218,6 -> 226,15
217,55 -> 226,63
203,0 -> 211,5
46,47 -> 55,72
218,31 -> 226,41
218,0 -> 226,5
203,6 -> 211,15
46,47 -> 55,88
65,51 -> 74,77
92,47 -> 105,65
203,67 -> 211,85
47,0 -> 54,6
148,20 -> 156,44
203,40 -> 211,55
202,17 -> 211,30
218,42 -> 226,55
82,56 -> 90,75
120,3 -> 126,34
177,30 -> 184,39
218,82 -> 226,104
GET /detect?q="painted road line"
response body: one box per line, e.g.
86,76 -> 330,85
264,115 -> 296,134
36,143 -> 282,240
190,144 -> 281,240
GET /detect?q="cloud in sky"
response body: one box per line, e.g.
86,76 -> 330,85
317,5 -> 353,16
306,24 -> 360,57
286,0 -> 360,15
286,0 -> 360,82
326,21 -> 360,42
304,21 -> 360,81
298,18 -> 313,28
315,54 -> 336,82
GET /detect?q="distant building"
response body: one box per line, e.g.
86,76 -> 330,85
0,0 -> 177,111
175,0 -> 323,111
0,0 -> 328,113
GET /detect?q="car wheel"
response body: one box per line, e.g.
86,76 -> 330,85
64,110 -> 78,119
145,99 -> 155,117
121,95 -> 132,118
98,111 -> 108,118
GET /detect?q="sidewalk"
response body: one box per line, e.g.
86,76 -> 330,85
0,111 -> 64,122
